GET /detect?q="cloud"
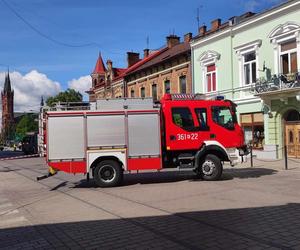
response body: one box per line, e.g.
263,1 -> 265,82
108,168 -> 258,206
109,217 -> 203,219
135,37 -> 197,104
0,70 -> 61,112
68,75 -> 91,100
244,0 -> 286,11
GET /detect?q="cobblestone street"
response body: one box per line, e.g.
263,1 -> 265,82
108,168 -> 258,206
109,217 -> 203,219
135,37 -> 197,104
0,157 -> 300,249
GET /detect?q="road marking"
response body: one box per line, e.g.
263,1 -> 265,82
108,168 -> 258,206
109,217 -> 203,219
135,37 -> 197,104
0,209 -> 19,216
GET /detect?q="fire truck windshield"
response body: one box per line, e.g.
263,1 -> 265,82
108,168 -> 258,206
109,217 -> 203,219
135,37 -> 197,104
212,106 -> 237,130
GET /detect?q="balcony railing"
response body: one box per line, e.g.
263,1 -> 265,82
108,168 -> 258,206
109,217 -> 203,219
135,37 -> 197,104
252,72 -> 300,94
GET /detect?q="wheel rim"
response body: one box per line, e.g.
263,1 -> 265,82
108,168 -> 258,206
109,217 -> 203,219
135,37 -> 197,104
202,160 -> 216,176
98,165 -> 116,183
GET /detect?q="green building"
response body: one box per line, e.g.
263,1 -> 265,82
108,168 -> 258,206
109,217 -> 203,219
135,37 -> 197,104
191,0 -> 300,159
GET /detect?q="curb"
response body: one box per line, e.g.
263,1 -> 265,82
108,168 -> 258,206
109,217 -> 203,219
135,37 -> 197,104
0,154 -> 40,161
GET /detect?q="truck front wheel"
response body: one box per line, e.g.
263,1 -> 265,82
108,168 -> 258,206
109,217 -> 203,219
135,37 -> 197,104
93,160 -> 123,187
199,154 -> 223,181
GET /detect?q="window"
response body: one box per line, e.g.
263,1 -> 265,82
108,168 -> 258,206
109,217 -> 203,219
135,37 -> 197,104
164,80 -> 170,94
195,108 -> 209,130
234,39 -> 261,90
269,22 -> 300,75
179,76 -> 187,94
140,87 -> 145,98
198,50 -> 220,93
172,107 -> 194,130
212,106 -> 236,130
243,52 -> 256,85
240,113 -> 264,149
130,89 -> 135,98
280,40 -> 297,74
152,84 -> 157,101
206,64 -> 216,92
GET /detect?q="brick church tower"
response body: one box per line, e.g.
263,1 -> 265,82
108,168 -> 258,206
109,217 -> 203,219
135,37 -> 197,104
1,71 -> 14,141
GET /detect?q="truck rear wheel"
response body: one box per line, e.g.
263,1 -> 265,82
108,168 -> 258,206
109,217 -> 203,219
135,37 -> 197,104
199,154 -> 223,181
93,160 -> 123,187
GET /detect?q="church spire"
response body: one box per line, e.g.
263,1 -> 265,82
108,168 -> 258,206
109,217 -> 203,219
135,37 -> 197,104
40,96 -> 44,107
92,52 -> 106,75
3,70 -> 12,93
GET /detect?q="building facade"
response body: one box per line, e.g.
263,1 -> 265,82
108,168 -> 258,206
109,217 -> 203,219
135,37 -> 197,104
124,34 -> 192,100
191,0 -> 300,159
1,71 -> 14,141
88,54 -> 127,101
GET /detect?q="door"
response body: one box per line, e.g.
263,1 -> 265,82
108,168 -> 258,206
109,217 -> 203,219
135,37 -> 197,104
285,124 -> 300,158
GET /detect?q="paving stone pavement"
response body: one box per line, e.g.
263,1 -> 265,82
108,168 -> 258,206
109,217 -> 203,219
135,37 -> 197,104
0,157 -> 299,249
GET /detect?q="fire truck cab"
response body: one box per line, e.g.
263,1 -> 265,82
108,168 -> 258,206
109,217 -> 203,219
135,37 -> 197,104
161,94 -> 246,178
42,94 -> 247,187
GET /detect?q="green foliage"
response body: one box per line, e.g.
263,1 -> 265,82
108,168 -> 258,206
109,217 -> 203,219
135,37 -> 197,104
15,114 -> 38,139
46,88 -> 82,107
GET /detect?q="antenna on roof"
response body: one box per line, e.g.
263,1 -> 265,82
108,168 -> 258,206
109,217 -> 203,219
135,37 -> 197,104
172,28 -> 175,35
196,5 -> 203,29
146,36 -> 149,49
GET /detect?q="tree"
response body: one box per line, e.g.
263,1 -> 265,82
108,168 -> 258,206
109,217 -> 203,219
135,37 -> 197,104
15,114 -> 38,140
46,88 -> 82,107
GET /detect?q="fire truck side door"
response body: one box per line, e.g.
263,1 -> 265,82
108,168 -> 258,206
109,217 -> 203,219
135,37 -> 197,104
166,107 -> 209,150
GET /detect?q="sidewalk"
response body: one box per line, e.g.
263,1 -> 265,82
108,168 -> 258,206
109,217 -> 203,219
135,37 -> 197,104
232,157 -> 300,171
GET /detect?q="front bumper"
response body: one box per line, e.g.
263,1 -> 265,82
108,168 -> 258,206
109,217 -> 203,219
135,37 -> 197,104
226,145 -> 249,166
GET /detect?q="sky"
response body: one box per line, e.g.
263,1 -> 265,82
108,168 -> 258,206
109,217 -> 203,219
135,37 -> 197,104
0,0 -> 286,112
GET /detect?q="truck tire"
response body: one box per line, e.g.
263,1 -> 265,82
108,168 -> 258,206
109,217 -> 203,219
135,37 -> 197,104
199,154 -> 223,181
93,160 -> 123,187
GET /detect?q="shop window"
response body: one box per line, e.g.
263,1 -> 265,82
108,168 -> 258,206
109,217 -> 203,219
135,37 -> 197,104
179,75 -> 187,94
240,112 -> 264,149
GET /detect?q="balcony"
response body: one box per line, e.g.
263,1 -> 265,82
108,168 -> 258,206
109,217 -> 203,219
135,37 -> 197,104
252,72 -> 300,95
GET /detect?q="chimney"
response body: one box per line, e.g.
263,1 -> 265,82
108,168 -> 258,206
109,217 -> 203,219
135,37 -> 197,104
211,19 -> 221,31
198,25 -> 207,36
166,35 -> 180,48
184,33 -> 193,43
107,59 -> 113,70
143,48 -> 150,58
127,52 -> 140,67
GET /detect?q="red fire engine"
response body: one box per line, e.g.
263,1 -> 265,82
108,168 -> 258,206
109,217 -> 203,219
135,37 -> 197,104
39,94 -> 247,187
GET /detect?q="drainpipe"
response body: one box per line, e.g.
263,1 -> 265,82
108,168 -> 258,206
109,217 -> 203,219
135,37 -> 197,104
191,46 -> 195,94
230,26 -> 234,99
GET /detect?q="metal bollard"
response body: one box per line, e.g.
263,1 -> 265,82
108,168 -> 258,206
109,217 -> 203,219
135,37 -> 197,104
284,145 -> 288,170
250,146 -> 253,168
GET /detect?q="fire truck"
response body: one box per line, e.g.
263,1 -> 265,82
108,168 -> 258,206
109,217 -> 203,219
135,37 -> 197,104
39,94 -> 247,187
